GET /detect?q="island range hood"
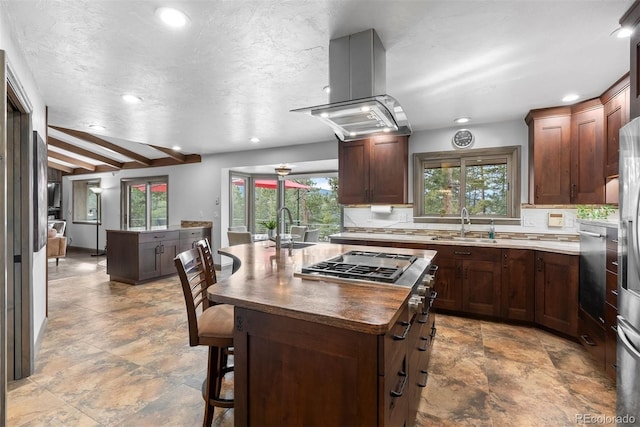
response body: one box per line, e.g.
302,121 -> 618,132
292,29 -> 411,142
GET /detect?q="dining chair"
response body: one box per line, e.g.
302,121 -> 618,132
290,225 -> 307,242
195,238 -> 217,286
303,229 -> 320,242
228,226 -> 247,232
174,248 -> 234,426
227,231 -> 252,246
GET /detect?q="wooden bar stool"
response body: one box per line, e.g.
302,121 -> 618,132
174,247 -> 234,426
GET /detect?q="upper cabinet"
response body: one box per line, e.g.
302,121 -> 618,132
526,75 -> 629,205
338,135 -> 408,205
621,3 -> 640,120
601,76 -> 630,177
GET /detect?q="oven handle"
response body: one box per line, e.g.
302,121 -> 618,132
578,230 -> 604,238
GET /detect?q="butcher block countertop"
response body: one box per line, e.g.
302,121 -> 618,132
209,242 -> 436,335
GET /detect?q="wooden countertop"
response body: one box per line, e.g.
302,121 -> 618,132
209,242 -> 437,335
106,225 -> 210,233
331,232 -> 580,255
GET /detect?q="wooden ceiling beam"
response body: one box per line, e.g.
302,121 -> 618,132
50,126 -> 152,166
149,144 -> 187,162
48,151 -> 96,171
48,135 -> 123,169
47,160 -> 73,174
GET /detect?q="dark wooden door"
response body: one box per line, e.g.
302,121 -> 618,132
461,259 -> 502,316
429,246 -> 462,311
159,239 -> 179,274
603,84 -> 629,177
571,105 -> 604,204
534,252 -> 579,337
530,115 -> 571,204
501,249 -> 535,321
338,139 -> 369,204
369,135 -> 408,204
138,241 -> 161,281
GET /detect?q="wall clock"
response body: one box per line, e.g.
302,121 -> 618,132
452,129 -> 474,149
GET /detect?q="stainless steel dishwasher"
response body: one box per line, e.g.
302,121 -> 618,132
578,222 -> 607,325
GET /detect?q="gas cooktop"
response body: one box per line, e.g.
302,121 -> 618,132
299,250 -> 421,284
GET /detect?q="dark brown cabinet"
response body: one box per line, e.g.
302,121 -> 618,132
605,226 -> 619,379
233,303 -> 431,426
501,249 -> 535,322
534,251 -> 579,337
338,135 -> 408,204
570,102 -> 604,204
602,76 -> 630,177
620,3 -> 640,120
107,226 -> 211,284
526,109 -> 572,204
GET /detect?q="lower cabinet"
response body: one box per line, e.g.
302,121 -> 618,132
233,304 -> 433,426
107,227 -> 211,284
534,251 -> 579,337
329,237 -> 577,337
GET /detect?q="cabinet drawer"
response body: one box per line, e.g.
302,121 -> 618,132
179,228 -> 208,240
605,301 -> 618,329
578,309 -> 605,365
606,271 -> 618,307
432,245 -> 501,261
606,250 -> 618,274
139,230 -> 179,243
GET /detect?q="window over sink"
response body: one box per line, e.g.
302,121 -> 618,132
413,146 -> 521,221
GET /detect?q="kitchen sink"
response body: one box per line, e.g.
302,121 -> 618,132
447,237 -> 497,243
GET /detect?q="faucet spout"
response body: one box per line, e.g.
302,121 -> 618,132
276,207 -> 294,253
460,207 -> 471,237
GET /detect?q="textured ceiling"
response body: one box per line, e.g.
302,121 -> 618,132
2,0 -> 634,158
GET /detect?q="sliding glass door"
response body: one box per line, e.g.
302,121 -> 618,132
121,176 -> 168,230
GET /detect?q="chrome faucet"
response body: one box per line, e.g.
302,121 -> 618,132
276,206 -> 294,254
460,207 -> 471,237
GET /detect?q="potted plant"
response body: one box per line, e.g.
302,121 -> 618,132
260,220 -> 277,238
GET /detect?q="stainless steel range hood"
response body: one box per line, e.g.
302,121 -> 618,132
292,29 -> 411,142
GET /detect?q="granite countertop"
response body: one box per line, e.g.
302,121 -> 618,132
209,242 -> 437,335
331,232 -> 580,255
577,219 -> 619,228
106,225 -> 210,233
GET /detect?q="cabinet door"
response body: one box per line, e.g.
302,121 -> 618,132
369,135 -> 408,204
604,86 -> 629,177
138,241 -> 161,281
429,246 -> 462,311
501,249 -> 535,322
338,139 -> 369,204
571,106 -> 604,204
530,115 -> 571,204
534,252 -> 579,337
159,239 -> 179,275
461,259 -> 502,316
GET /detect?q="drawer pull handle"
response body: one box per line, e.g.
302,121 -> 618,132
390,371 -> 407,397
454,251 -> 471,255
611,239 -> 619,243
611,289 -> 619,296
418,370 -> 429,388
580,334 -> 596,346
430,326 -> 437,339
611,363 -> 617,370
418,336 -> 429,351
612,325 -> 618,333
612,261 -> 619,267
418,312 -> 429,324
154,235 -> 166,239
598,316 -> 605,324
393,321 -> 411,340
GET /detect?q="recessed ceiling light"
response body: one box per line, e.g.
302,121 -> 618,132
454,117 -> 470,124
320,112 -> 329,118
89,124 -> 105,131
562,94 -> 579,103
122,94 -> 143,104
383,127 -> 391,132
156,7 -> 189,28
250,137 -> 260,143
172,145 -> 181,151
612,26 -> 633,38
349,132 -> 357,137
360,106 -> 371,112
323,85 -> 331,94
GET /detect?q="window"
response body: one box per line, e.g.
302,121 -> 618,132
413,146 -> 520,220
121,176 -> 168,230
72,179 -> 101,223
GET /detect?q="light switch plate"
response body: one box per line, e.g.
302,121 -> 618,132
548,212 -> 565,227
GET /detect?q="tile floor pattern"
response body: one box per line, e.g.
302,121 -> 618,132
9,249 -> 615,426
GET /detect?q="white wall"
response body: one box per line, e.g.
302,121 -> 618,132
63,139 -> 338,264
0,3 -> 48,356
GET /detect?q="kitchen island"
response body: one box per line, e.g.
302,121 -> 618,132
209,242 -> 437,426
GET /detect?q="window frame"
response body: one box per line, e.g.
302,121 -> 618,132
71,179 -> 102,224
120,176 -> 169,230
413,146 -> 521,223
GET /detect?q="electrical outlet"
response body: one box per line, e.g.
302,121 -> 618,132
524,216 -> 536,227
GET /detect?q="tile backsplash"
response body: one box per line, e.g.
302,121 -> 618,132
342,206 -> 619,240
